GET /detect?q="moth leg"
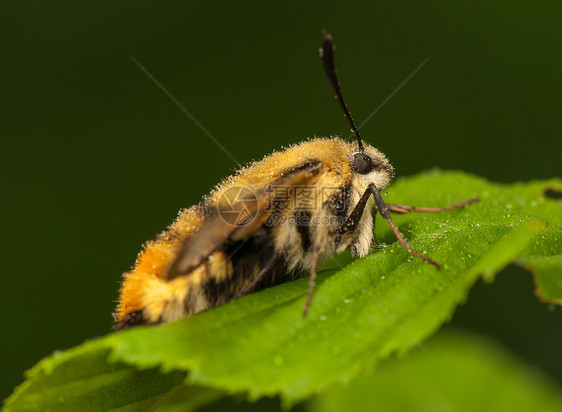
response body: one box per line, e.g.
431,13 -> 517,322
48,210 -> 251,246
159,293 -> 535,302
369,184 -> 442,269
303,204 -> 332,316
338,185 -> 373,237
234,257 -> 276,299
371,206 -> 378,245
387,197 -> 479,214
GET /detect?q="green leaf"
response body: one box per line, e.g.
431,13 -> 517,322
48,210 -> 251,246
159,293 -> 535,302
383,171 -> 561,303
153,384 -> 224,412
3,345 -> 186,412
310,331 -> 562,412
4,171 -> 561,411
517,254 -> 562,304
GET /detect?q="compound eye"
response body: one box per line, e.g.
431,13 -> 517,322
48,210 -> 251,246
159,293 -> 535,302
353,153 -> 374,174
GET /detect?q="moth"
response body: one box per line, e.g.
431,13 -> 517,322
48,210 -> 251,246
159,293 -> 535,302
114,33 -> 478,329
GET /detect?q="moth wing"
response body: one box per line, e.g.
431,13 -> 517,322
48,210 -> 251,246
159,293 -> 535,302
166,162 -> 323,280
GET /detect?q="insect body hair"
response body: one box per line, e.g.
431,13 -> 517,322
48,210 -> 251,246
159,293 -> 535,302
114,138 -> 394,328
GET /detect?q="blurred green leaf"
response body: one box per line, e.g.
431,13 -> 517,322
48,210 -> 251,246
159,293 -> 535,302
2,345 -> 185,411
4,171 -> 561,411
311,331 -> 562,412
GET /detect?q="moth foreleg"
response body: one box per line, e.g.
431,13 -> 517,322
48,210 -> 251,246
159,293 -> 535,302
369,184 -> 442,269
338,185 -> 373,237
386,197 -> 479,214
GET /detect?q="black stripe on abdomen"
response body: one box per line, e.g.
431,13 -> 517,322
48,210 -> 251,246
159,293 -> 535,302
294,211 -> 312,252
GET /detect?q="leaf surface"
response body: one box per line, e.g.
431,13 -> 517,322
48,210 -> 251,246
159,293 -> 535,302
311,331 -> 562,412
4,171 -> 561,411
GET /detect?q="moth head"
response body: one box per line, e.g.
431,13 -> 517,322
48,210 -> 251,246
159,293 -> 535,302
349,145 -> 394,190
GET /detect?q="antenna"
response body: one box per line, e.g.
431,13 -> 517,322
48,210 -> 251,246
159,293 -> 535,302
321,32 -> 364,151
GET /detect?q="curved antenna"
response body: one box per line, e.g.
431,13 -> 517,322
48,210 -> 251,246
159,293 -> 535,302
321,32 -> 364,151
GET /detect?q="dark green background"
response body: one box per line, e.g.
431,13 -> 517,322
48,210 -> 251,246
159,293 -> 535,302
2,0 -> 561,406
